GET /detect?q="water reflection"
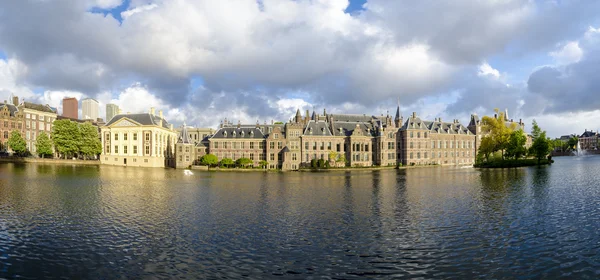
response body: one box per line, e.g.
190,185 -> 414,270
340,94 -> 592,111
1,158 -> 600,278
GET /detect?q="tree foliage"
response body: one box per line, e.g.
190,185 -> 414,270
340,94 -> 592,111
200,154 -> 218,166
478,136 -> 496,162
567,136 -> 578,151
7,130 -> 26,156
52,119 -> 81,158
79,122 -> 102,159
259,160 -> 268,168
529,129 -> 552,164
36,131 -> 53,158
506,130 -> 527,159
480,109 -> 517,159
235,157 -> 253,167
220,157 -> 234,167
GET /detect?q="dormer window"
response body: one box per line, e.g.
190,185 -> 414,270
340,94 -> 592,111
241,131 -> 245,137
250,130 -> 254,136
223,131 -> 227,137
232,131 -> 236,137
321,127 -> 325,134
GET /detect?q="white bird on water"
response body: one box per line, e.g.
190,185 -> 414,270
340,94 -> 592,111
184,170 -> 194,176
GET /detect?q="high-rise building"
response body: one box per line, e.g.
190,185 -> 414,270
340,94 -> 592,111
62,97 -> 78,119
82,98 -> 99,120
106,103 -> 119,122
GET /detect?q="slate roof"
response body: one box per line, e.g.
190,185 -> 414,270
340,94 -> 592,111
328,114 -> 377,123
106,113 -> 171,129
178,124 -> 192,144
330,121 -> 376,137
21,102 -> 56,113
580,131 -> 598,138
211,127 -> 266,139
303,120 -> 333,136
0,103 -> 19,116
402,115 -> 472,135
468,114 -> 480,126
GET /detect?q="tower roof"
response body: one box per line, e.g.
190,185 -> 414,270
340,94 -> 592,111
178,122 -> 192,144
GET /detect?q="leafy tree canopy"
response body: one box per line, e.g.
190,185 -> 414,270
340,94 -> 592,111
200,154 -> 218,166
235,157 -> 253,166
7,130 -> 26,156
36,131 -> 53,158
52,119 -> 81,158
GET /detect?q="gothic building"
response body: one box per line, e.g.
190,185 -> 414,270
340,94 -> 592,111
174,105 -> 495,169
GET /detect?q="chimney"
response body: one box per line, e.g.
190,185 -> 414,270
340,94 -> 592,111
159,110 -> 163,119
237,120 -> 241,128
12,96 -> 18,106
150,107 -> 155,115
439,117 -> 442,123
3,100 -> 6,104
271,119 -> 274,124
169,124 -> 173,130
118,109 -> 123,114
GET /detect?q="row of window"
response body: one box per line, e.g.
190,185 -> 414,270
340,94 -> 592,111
408,140 -> 474,149
213,141 -> 265,149
25,114 -> 53,122
409,151 -> 472,159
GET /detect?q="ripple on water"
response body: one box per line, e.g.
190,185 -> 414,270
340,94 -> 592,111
1,159 -> 600,278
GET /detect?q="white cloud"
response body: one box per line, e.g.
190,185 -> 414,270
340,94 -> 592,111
121,4 -> 158,19
549,41 -> 583,64
477,62 -> 501,79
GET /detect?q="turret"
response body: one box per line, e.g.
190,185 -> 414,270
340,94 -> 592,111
295,108 -> 302,123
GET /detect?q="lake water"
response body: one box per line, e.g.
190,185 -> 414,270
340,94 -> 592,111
1,156 -> 600,279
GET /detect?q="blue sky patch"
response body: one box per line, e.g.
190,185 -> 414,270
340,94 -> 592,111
89,0 -> 130,23
346,0 -> 367,14
0,50 -> 7,61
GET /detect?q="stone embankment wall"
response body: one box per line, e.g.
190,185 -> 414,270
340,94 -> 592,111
0,157 -> 100,165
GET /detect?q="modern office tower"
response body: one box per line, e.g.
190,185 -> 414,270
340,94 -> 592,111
62,97 -> 78,119
106,103 -> 119,122
82,98 -> 99,120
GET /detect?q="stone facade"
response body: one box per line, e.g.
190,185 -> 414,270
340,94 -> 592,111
18,102 -> 58,155
174,107 -> 529,170
0,101 -> 24,153
100,108 -> 177,168
579,130 -> 599,150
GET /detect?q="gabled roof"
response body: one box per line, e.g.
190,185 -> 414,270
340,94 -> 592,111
0,103 -> 19,116
330,121 -> 376,137
580,131 -> 598,138
20,102 -> 56,113
402,115 -> 471,135
468,114 -> 480,126
106,113 -> 171,129
211,127 -> 265,139
303,120 -> 333,136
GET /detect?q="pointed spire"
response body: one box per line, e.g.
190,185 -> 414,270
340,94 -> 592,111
323,108 -> 327,116
179,122 -> 191,144
296,108 -> 301,117
504,108 -> 509,121
311,109 -> 316,120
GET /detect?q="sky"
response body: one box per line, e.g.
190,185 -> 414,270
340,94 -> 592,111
1,0 -> 600,138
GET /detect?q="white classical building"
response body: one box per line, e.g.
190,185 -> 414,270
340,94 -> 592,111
100,107 -> 177,168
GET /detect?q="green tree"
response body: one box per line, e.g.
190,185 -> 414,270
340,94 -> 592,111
200,154 -> 218,166
567,136 -> 578,151
336,153 -> 347,165
481,109 -> 516,159
35,131 -> 53,158
506,130 -> 527,159
7,130 -> 26,156
328,151 -> 338,162
477,135 -> 495,162
259,160 -> 268,168
235,157 -> 253,167
52,119 -> 81,159
79,122 -> 102,159
220,157 -> 234,168
530,119 -> 542,141
529,121 -> 552,164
